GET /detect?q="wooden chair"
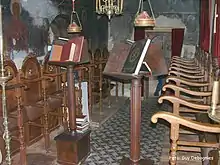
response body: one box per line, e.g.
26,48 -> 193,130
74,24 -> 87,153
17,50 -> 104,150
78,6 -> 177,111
165,52 -> 213,105
152,61 -> 220,164
0,58 -> 26,164
20,54 -> 51,151
90,49 -> 103,113
42,53 -> 68,131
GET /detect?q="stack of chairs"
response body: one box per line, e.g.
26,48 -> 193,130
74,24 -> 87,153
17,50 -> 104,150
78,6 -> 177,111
151,47 -> 220,165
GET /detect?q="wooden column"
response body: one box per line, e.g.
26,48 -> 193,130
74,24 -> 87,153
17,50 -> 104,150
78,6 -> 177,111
67,65 -> 77,132
55,64 -> 90,165
120,76 -> 153,165
130,77 -> 142,161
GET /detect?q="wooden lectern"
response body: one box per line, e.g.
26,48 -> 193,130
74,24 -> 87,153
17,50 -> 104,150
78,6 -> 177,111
103,38 -> 168,164
51,36 -> 91,165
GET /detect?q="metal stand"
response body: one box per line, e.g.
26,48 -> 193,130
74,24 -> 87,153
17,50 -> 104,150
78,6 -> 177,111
0,75 -> 12,165
120,76 -> 153,165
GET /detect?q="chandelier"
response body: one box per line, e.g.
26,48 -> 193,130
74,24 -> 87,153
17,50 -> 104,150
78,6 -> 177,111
95,0 -> 123,20
134,0 -> 155,28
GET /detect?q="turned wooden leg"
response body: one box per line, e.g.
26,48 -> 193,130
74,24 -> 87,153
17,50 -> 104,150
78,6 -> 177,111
115,82 -> 119,102
108,79 -> 111,108
99,64 -> 103,114
170,124 -> 179,165
88,67 -> 93,115
44,113 -> 50,152
62,106 -> 68,131
16,93 -> 26,165
122,82 -> 124,97
19,126 -> 26,165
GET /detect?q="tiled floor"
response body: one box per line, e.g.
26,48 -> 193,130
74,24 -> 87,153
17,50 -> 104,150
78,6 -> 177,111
4,97 -> 168,165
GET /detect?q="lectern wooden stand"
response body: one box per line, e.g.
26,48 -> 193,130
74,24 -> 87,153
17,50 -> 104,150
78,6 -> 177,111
54,63 -> 90,165
103,38 -> 168,165
52,63 -> 90,165
51,37 -> 90,165
120,75 -> 153,165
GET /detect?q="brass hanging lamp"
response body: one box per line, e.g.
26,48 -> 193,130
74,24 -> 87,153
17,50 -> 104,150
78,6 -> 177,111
67,0 -> 82,33
134,0 -> 155,28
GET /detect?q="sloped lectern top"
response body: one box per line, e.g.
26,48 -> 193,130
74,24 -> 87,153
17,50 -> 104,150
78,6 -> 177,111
103,38 -> 168,81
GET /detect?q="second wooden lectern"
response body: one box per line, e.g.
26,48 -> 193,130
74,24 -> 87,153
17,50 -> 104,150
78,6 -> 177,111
50,36 -> 91,165
103,37 -> 168,164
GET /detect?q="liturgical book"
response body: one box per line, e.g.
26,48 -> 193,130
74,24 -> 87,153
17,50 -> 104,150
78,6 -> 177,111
49,36 -> 85,63
103,39 -> 152,80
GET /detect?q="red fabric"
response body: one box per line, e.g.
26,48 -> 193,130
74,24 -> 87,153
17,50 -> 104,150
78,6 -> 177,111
134,27 -> 145,41
200,0 -> 210,52
171,28 -> 184,57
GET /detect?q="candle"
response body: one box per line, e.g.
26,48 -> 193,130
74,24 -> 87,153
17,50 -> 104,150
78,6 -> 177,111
0,5 -> 4,77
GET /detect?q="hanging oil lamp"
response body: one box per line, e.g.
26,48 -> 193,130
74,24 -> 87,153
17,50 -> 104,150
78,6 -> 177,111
67,0 -> 82,33
134,0 -> 155,28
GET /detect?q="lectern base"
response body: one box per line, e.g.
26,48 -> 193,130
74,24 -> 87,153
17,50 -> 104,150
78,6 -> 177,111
54,130 -> 91,165
120,157 -> 154,165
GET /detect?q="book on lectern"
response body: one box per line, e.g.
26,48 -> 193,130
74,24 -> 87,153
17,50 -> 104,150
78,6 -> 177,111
122,39 -> 151,75
49,36 -> 89,64
103,38 -> 152,79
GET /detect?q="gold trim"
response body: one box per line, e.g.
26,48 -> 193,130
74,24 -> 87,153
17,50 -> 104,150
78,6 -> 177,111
134,18 -> 155,27
67,24 -> 82,33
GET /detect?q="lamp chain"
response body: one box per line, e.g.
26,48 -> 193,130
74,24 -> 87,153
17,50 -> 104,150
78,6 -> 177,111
135,0 -> 142,17
72,0 -> 75,11
147,0 -> 155,19
135,0 -> 155,20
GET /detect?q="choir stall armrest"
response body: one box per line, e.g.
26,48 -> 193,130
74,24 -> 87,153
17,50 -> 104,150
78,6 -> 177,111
162,84 -> 212,97
158,95 -> 209,110
151,111 -> 220,133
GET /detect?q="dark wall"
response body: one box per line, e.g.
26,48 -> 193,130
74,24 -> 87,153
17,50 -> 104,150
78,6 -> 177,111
75,0 -> 108,50
2,0 -> 200,56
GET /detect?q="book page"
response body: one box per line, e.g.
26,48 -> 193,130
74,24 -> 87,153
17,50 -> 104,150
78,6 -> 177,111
134,39 -> 151,75
68,43 -> 76,61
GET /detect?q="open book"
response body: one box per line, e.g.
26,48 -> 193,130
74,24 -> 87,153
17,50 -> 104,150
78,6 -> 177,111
122,39 -> 151,75
49,36 -> 85,63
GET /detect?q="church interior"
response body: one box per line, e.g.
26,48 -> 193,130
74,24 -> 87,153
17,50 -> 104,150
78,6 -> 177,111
0,0 -> 218,165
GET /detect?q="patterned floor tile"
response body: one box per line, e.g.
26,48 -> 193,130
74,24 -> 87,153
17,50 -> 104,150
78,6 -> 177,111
84,98 -> 168,165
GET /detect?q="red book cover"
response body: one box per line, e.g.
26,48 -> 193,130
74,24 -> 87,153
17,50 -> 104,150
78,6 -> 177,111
49,36 -> 86,63
60,42 -> 72,61
70,36 -> 84,63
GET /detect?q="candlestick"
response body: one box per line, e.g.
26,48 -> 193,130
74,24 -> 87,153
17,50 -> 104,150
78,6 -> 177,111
0,5 -> 4,77
0,4 -> 12,165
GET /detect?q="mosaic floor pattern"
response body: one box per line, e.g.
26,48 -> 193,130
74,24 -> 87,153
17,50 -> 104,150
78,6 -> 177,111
84,98 -> 168,165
